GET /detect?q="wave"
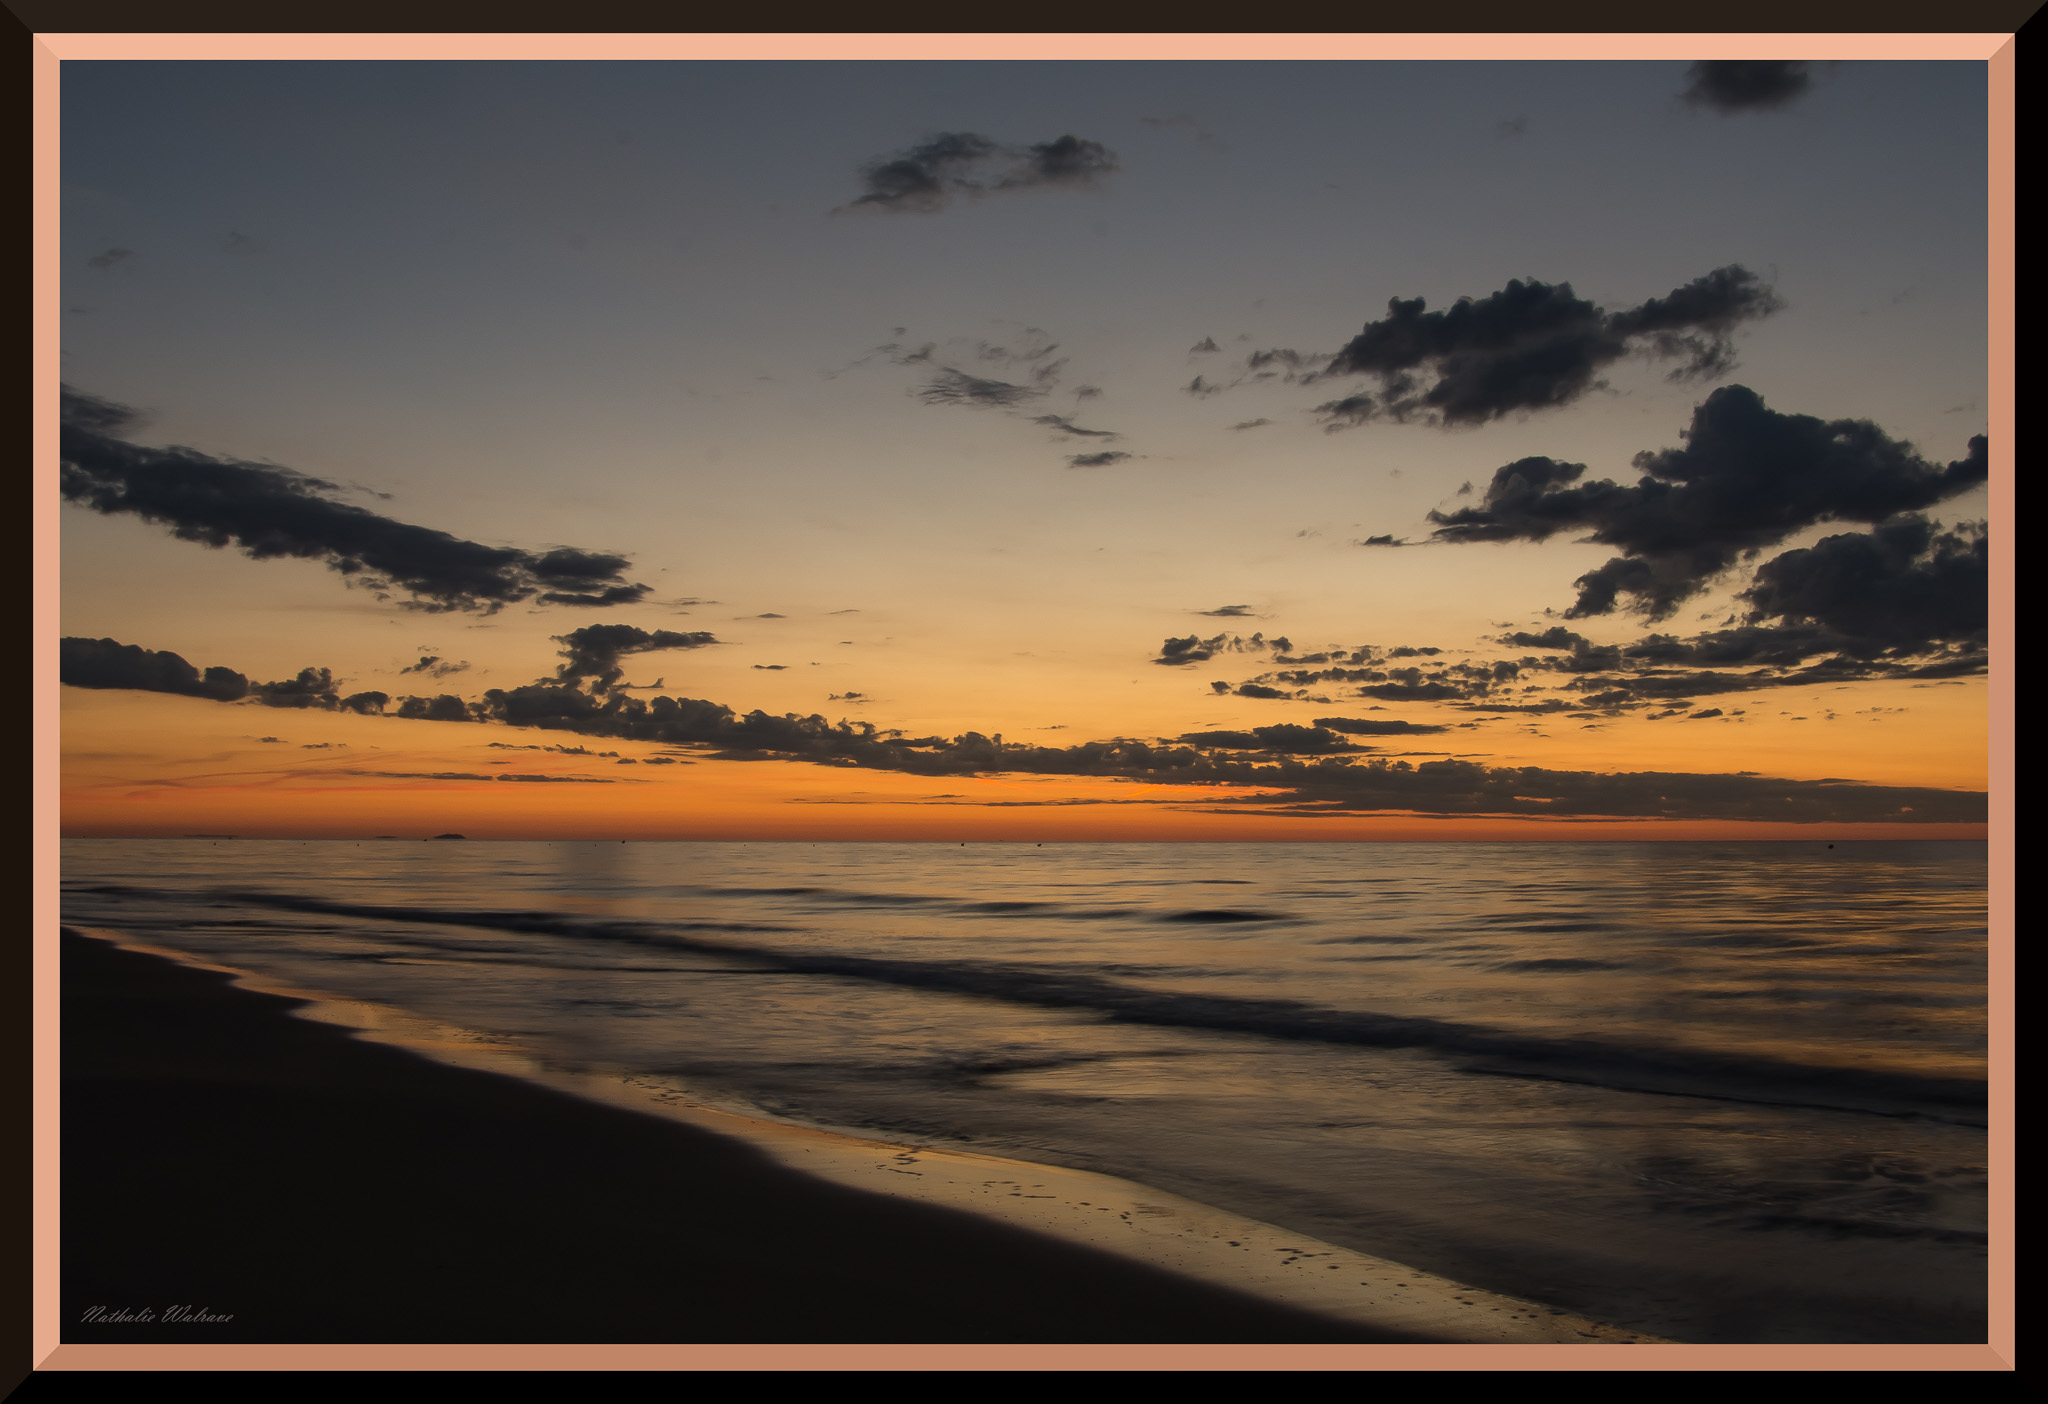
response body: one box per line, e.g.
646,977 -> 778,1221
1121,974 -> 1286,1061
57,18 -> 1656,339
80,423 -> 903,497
90,884 -> 1986,1127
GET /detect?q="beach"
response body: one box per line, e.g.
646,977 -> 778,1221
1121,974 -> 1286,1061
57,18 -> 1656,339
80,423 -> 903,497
58,838 -> 1989,1345
64,928 -> 1522,1345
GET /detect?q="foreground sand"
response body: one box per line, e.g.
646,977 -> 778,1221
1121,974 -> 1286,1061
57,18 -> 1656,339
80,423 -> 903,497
60,928 -> 1653,1345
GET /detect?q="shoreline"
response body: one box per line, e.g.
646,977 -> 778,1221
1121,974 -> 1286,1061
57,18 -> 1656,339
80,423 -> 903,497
59,926 -> 1655,1345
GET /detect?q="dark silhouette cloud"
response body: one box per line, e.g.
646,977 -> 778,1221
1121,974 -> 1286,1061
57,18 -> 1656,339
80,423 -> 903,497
75,633 -> 1985,825
1503,626 -> 1587,650
840,132 -> 1116,214
1313,717 -> 1450,736
840,131 -> 998,213
60,637 -> 249,702
1032,414 -> 1120,439
252,666 -> 340,709
340,691 -> 390,714
998,134 -> 1117,190
59,636 -> 371,712
399,655 -> 469,679
552,624 -> 721,694
493,773 -> 617,783
487,741 -> 619,756
396,694 -> 478,722
1197,605 -> 1256,617
1682,61 -> 1812,113
1738,516 -> 1986,656
1190,337 -> 1221,354
884,331 -> 1124,453
1151,632 -> 1276,666
87,248 -> 131,270
916,367 -> 1041,409
1228,418 -> 1272,431
1307,267 -> 1780,428
1428,386 -> 1988,619
1176,725 -> 1362,754
1068,451 -> 1133,468
60,387 -> 651,613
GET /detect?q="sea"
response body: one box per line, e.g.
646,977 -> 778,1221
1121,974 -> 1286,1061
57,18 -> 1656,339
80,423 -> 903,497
59,837 -> 1991,1344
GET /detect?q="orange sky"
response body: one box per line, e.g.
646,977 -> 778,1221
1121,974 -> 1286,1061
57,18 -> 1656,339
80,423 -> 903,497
53,58 -> 2000,842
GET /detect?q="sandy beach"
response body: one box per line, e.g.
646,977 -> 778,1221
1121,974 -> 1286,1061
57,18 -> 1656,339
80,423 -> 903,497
59,929 -> 1443,1345
60,928 -> 1663,1347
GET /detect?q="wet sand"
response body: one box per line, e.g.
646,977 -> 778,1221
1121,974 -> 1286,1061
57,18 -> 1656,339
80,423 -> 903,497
61,929 -> 1442,1345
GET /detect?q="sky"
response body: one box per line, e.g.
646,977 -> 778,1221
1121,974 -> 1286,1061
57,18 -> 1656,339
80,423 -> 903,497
56,56 -> 1996,840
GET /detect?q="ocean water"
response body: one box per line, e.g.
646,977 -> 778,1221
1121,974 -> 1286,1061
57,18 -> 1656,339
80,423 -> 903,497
60,838 -> 1990,1343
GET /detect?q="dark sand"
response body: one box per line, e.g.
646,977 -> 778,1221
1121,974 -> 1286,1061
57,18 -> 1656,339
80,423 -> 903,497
61,931 -> 1437,1345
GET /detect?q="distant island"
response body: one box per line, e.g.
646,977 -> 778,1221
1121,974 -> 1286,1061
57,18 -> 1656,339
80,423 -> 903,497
428,833 -> 468,841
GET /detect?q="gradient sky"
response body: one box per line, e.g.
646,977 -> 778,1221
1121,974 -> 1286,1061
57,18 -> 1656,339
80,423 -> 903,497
57,57 -> 1996,839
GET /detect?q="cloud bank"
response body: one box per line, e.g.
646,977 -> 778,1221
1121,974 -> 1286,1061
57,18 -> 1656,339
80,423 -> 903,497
66,634 -> 1984,825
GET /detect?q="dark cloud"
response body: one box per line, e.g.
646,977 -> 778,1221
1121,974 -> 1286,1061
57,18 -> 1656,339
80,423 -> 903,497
1312,717 -> 1450,736
1176,725 -> 1362,755
60,637 -> 249,702
59,636 -> 371,713
1738,516 -> 1986,656
252,667 -> 340,710
1031,414 -> 1120,439
487,741 -> 619,756
1190,337 -> 1220,354
339,769 -> 494,781
1305,267 -> 1780,428
1682,61 -> 1812,113
840,132 -> 1116,214
398,655 -> 469,679
1428,386 -> 1988,619
1228,419 -> 1272,432
915,367 -> 1042,410
1502,627 -> 1587,651
886,332 -> 1122,453
87,248 -> 131,270
1357,535 -> 1407,547
460,688 -> 1986,823
80,634 -> 1984,825
1068,451 -> 1133,468
493,773 -> 617,783
395,694 -> 478,722
997,135 -> 1117,191
552,624 -> 721,694
340,692 -> 389,714
61,388 -> 651,613
1196,605 -> 1256,618
1151,632 -> 1276,666
840,131 -> 998,213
